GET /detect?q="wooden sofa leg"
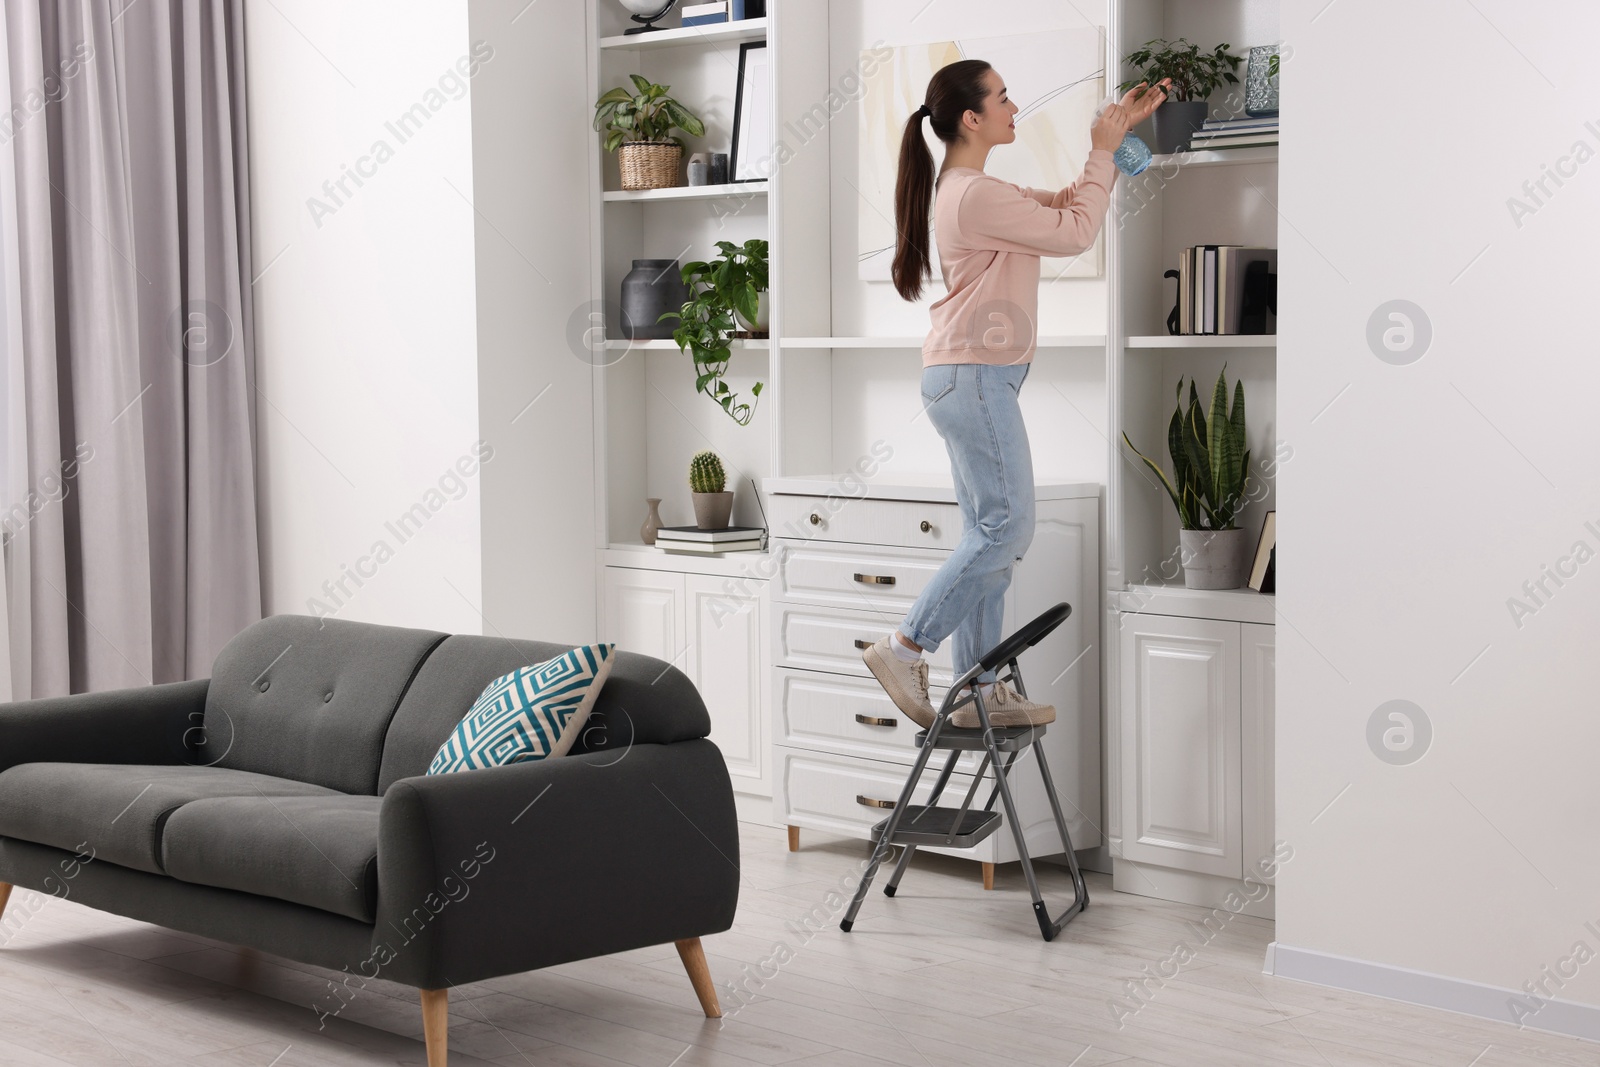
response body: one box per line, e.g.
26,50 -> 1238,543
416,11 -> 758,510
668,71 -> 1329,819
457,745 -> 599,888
982,862 -> 995,891
0,883 -> 12,920
787,825 -> 800,852
420,988 -> 448,1066
674,937 -> 721,1018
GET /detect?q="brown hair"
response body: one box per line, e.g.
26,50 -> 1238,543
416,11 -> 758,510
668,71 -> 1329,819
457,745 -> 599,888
891,59 -> 995,301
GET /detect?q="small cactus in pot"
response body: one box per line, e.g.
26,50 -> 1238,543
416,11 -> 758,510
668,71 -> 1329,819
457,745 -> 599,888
689,450 -> 733,530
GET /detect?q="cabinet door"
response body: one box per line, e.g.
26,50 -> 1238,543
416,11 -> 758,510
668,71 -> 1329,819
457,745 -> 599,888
601,568 -> 685,667
1240,623 -> 1276,883
686,574 -> 769,795
1119,615 -> 1241,878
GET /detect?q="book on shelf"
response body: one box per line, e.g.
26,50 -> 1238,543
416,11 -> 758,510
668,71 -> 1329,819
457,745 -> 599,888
681,1 -> 729,26
655,525 -> 764,543
1175,246 -> 1277,335
660,539 -> 764,555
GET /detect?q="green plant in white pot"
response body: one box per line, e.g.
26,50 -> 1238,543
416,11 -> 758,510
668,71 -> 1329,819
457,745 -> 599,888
1122,370 -> 1252,589
689,449 -> 733,531
1120,38 -> 1243,154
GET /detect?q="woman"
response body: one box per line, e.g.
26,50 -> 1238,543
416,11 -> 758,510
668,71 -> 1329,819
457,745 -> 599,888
862,60 -> 1168,729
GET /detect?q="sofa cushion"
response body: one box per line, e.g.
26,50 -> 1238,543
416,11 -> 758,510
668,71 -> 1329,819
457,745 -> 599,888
428,645 -> 615,775
377,637 -> 711,792
161,795 -> 382,922
206,615 -> 447,794
0,764 -> 340,875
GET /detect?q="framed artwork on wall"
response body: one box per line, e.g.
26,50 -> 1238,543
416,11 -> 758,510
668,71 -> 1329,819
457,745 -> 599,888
730,40 -> 771,182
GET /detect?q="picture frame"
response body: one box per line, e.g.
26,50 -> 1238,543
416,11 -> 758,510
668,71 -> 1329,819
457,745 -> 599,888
1249,510 -> 1276,593
730,40 -> 770,183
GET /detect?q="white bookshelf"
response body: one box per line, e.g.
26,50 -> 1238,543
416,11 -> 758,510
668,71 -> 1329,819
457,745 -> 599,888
1149,144 -> 1278,168
1125,334 -> 1275,349
1105,0 -> 1281,915
600,181 -> 768,202
600,17 -> 768,52
780,335 -> 1107,349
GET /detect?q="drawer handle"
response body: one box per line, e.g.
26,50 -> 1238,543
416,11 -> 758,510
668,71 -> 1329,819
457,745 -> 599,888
809,512 -> 823,526
853,638 -> 874,650
857,795 -> 897,809
855,714 -> 897,728
853,573 -> 896,586
919,520 -> 934,533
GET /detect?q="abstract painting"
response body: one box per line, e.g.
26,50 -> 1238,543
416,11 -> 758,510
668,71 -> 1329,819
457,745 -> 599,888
857,28 -> 1105,283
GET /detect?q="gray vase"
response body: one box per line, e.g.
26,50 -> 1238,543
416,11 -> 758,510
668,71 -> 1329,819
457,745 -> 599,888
640,497 -> 664,545
1179,528 -> 1251,589
620,259 -> 688,340
1149,100 -> 1210,154
692,491 -> 733,531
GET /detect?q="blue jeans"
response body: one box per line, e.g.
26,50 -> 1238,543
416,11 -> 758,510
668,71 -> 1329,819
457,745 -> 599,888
899,363 -> 1035,685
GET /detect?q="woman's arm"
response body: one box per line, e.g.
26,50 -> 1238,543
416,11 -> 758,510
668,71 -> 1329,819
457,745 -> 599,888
957,154 -> 1118,257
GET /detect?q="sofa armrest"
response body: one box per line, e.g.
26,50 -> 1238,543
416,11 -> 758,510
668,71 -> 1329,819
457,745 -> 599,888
0,679 -> 209,773
375,739 -> 739,989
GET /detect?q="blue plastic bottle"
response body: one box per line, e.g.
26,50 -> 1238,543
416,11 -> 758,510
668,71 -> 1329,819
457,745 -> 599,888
1098,94 -> 1153,176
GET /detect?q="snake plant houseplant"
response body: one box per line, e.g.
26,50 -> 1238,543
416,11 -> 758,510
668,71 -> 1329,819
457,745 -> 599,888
663,239 -> 768,426
688,449 -> 733,530
1119,38 -> 1243,153
1122,369 -> 1253,589
593,74 -> 706,190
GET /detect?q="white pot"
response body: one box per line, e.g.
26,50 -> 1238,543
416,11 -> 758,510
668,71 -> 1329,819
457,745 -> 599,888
736,291 -> 769,333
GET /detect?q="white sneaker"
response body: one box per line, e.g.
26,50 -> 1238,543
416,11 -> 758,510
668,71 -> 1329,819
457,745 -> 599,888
952,680 -> 1055,729
862,635 -> 937,729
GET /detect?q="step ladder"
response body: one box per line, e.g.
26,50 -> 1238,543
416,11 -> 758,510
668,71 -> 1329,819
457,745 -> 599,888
840,602 -> 1089,941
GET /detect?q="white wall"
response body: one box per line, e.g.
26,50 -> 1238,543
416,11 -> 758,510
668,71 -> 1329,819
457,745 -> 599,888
466,0 -> 597,643
246,0 -> 486,633
1278,0 -> 1600,1026
825,0 -> 1110,485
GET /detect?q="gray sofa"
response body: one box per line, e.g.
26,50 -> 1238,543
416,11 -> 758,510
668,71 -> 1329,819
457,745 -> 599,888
0,615 -> 740,1065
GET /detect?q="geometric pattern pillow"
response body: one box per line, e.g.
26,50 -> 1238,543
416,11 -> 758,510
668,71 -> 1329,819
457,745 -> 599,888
427,644 -> 615,775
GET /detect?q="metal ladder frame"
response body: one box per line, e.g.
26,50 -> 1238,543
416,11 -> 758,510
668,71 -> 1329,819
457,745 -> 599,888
840,603 -> 1089,941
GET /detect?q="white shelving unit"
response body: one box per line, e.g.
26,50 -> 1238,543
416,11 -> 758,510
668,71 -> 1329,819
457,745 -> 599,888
1125,334 -> 1275,349
600,17 -> 768,52
600,181 -> 767,202
781,335 -> 1107,349
1105,0 -> 1280,917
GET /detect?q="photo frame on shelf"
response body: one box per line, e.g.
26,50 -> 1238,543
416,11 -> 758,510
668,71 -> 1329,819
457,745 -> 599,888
730,40 -> 771,182
1249,511 -> 1277,593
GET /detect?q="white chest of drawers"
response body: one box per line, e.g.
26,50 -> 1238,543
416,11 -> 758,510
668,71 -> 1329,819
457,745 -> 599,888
765,475 -> 1103,873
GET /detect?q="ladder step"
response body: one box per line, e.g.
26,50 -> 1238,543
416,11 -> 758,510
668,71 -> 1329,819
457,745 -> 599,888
917,724 -> 1047,751
873,807 -> 1001,848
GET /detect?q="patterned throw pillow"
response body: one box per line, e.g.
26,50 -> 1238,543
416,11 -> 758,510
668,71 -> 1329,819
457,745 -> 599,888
428,644 -> 616,774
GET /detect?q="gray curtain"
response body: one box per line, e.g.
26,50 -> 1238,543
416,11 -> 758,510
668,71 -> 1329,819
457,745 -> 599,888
1,0 -> 259,696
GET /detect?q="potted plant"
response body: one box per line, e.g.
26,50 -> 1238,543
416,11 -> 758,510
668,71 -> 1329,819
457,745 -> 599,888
663,239 -> 768,426
689,450 -> 733,530
1122,370 -> 1252,589
1120,38 -> 1243,154
593,74 -> 706,190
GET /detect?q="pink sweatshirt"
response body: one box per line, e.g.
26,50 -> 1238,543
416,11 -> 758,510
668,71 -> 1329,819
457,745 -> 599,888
922,148 -> 1117,366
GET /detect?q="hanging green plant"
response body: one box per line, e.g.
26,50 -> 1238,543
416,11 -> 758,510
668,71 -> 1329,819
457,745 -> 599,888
662,239 -> 768,426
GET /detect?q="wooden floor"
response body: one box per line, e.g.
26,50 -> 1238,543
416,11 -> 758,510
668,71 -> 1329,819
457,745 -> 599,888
0,823 -> 1590,1066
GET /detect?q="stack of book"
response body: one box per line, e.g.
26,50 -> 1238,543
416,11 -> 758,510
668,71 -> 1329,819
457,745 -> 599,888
655,526 -> 764,555
1175,245 -> 1277,335
1187,116 -> 1279,152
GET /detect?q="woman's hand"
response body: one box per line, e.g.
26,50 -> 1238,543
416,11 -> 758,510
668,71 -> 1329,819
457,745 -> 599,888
1090,78 -> 1172,153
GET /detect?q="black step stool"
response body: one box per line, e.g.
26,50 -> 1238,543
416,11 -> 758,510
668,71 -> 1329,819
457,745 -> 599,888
840,602 -> 1089,941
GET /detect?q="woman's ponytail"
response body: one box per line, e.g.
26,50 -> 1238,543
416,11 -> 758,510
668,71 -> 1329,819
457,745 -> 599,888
889,59 -> 994,303
891,110 -> 935,301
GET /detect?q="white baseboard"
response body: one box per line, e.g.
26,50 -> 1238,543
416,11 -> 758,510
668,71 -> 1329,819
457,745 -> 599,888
1266,942 -> 1600,1044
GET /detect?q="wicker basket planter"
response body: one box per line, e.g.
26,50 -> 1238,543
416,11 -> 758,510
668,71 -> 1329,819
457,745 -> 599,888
619,142 -> 682,191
